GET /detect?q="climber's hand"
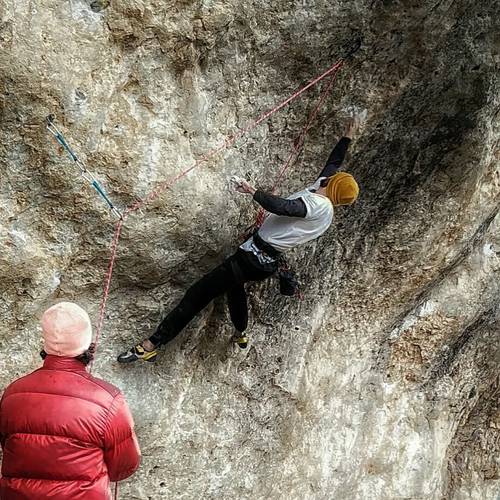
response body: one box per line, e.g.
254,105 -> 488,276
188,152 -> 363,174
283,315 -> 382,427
345,116 -> 359,139
345,110 -> 367,139
231,177 -> 256,195
237,180 -> 256,195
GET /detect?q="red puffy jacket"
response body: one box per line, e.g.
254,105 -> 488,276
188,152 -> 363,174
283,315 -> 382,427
0,355 -> 141,499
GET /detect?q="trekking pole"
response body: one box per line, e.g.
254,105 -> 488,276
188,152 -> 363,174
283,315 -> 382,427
46,115 -> 123,219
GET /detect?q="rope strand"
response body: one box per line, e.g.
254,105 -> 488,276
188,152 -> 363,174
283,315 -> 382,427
89,218 -> 124,371
254,64 -> 342,227
124,59 -> 344,216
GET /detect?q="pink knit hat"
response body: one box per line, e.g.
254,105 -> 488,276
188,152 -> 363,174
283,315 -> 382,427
41,302 -> 92,357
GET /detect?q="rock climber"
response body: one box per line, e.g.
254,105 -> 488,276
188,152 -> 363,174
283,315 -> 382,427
0,302 -> 141,499
118,115 -> 362,363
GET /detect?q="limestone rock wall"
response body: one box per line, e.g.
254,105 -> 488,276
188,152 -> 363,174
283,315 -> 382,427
0,1 -> 499,499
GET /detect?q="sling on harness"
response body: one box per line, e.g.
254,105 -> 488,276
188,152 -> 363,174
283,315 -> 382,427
252,232 -> 300,297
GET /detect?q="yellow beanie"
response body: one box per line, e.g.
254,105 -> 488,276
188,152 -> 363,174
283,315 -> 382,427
325,172 -> 359,206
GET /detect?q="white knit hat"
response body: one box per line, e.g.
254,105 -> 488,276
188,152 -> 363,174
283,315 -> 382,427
41,302 -> 92,357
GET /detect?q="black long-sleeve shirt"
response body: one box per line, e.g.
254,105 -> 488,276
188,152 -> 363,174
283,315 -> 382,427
317,137 -> 351,180
253,190 -> 308,217
253,137 -> 351,218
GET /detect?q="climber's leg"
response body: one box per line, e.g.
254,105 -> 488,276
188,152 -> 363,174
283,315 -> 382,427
226,249 -> 278,349
150,250 -> 275,346
118,257 -> 237,363
117,249 -> 278,363
151,259 -> 239,342
227,283 -> 250,349
227,283 -> 248,332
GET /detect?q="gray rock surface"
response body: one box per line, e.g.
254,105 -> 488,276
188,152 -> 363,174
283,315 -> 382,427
0,0 -> 499,499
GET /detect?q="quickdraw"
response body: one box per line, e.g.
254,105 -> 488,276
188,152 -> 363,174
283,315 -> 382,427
46,115 -> 123,219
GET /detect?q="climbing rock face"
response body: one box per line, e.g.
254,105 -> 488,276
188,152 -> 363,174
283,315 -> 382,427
0,0 -> 498,499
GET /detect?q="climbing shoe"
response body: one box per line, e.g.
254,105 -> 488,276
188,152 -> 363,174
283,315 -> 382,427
232,335 -> 248,349
117,344 -> 158,363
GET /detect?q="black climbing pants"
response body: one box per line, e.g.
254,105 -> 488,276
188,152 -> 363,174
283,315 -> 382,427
149,249 -> 277,346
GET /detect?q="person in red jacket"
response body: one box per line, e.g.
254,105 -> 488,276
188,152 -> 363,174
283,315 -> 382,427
0,302 -> 141,500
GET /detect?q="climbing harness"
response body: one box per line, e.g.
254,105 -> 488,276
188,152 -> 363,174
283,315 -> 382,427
46,115 -> 123,219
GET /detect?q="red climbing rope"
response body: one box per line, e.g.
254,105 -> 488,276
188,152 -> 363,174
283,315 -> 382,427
253,63 -> 342,228
90,57 -> 347,370
90,58 -> 348,371
89,218 -> 123,372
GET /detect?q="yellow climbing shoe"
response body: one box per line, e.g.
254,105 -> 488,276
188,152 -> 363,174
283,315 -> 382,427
117,344 -> 158,363
232,335 -> 248,349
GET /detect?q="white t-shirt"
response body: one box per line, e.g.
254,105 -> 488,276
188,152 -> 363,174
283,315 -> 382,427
240,178 -> 333,258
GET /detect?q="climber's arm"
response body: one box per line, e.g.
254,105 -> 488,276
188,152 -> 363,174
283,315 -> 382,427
253,190 -> 307,217
317,137 -> 351,179
316,115 -> 363,179
233,179 -> 307,217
